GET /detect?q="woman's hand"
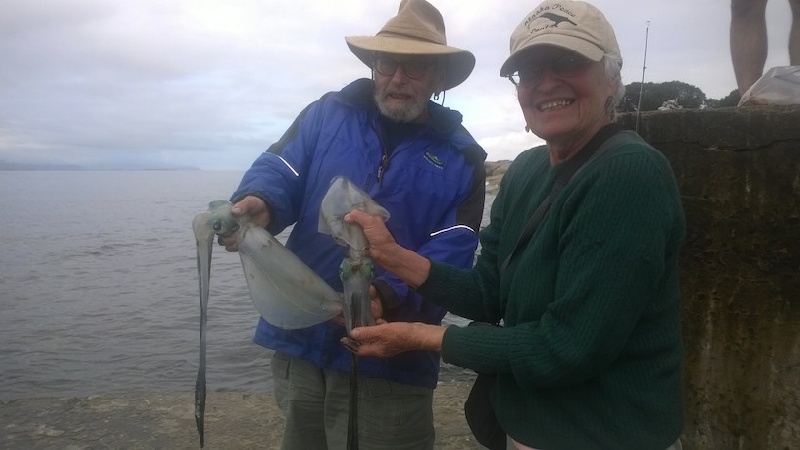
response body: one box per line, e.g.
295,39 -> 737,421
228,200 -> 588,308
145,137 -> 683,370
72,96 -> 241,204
345,209 -> 431,289
341,321 -> 446,357
344,209 -> 397,265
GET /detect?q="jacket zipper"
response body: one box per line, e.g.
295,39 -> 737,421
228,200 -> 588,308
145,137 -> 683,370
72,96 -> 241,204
377,150 -> 389,186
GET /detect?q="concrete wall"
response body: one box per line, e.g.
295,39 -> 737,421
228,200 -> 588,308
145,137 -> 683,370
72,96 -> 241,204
618,105 -> 800,449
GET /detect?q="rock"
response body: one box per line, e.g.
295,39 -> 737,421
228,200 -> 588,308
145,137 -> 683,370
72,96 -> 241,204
34,424 -> 65,437
484,160 -> 511,195
0,381 -> 482,449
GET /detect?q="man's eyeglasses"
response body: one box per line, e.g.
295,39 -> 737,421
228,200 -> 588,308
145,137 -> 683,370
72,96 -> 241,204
507,53 -> 594,87
373,56 -> 433,80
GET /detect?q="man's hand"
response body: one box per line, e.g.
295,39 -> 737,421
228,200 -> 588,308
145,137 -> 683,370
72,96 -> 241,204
370,285 -> 384,321
218,196 -> 270,252
332,285 -> 384,327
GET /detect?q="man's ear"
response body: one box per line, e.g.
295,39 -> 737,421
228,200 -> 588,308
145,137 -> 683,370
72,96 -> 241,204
434,61 -> 447,89
433,73 -> 446,99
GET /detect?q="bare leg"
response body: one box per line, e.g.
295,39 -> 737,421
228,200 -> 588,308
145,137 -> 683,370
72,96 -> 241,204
731,0 -> 769,95
790,0 -> 800,64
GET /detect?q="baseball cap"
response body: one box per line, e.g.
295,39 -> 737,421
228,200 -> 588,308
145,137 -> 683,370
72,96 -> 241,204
500,0 -> 621,77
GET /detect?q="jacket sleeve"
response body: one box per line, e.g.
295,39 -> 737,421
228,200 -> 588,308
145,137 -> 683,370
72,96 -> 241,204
230,100 -> 322,234
376,159 -> 486,323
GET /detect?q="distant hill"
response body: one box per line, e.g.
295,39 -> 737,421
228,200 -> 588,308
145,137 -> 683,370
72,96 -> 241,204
0,160 -> 199,171
0,161 -> 85,171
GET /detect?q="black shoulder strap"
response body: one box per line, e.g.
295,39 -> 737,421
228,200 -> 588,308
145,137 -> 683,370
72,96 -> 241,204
498,130 -> 643,278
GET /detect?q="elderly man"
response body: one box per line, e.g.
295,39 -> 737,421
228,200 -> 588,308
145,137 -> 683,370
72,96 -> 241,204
220,0 -> 486,449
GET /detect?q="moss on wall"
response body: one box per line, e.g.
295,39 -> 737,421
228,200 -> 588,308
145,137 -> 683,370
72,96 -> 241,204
619,105 -> 800,449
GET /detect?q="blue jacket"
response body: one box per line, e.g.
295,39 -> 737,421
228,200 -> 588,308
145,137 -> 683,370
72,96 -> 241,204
231,78 -> 486,388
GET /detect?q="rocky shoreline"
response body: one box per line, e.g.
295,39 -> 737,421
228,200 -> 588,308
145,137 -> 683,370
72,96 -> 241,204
1,380 -> 482,449
485,160 -> 511,195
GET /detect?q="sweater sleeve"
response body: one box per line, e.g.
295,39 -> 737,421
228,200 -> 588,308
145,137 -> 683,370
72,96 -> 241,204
440,146 -> 685,386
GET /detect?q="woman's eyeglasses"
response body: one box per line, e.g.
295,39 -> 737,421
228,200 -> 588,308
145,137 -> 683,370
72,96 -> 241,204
373,57 -> 433,80
508,54 -> 594,87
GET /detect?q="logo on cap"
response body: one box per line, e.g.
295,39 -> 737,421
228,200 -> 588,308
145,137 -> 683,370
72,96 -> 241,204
539,12 -> 577,27
525,4 -> 579,32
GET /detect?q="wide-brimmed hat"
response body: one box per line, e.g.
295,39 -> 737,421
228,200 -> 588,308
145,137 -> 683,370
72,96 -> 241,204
500,0 -> 621,77
345,0 -> 475,91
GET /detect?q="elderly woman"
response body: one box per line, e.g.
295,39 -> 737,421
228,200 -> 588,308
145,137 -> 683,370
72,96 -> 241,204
344,1 -> 686,449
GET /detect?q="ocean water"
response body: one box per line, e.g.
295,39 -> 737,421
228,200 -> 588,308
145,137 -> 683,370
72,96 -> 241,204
0,170 -> 492,401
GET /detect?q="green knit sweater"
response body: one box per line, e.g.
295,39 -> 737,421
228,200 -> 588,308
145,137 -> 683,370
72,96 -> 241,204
419,130 -> 686,449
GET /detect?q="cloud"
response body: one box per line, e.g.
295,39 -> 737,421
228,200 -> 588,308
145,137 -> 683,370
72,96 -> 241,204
0,0 -> 794,169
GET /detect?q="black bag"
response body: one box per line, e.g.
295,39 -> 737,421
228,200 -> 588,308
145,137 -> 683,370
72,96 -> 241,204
463,322 -> 506,449
464,372 -> 506,450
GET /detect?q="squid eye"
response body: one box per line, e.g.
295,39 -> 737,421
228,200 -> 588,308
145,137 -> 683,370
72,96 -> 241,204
212,219 -> 239,235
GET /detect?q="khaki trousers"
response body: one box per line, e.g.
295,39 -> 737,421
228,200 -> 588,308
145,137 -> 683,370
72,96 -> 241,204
271,352 -> 435,450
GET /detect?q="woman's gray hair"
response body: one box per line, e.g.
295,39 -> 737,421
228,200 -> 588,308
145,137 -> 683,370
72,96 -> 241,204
603,53 -> 625,121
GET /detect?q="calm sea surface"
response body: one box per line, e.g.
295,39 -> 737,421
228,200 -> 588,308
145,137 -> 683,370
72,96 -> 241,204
0,170 -> 493,401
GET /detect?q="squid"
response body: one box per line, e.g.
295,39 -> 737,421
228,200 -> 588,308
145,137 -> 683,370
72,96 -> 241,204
191,200 -> 341,447
191,177 -> 387,448
319,176 -> 390,449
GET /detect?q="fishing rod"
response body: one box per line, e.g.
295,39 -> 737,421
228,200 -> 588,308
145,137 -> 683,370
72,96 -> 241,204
636,21 -> 650,133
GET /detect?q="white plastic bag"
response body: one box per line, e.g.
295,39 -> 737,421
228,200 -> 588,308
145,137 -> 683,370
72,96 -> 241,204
738,66 -> 800,106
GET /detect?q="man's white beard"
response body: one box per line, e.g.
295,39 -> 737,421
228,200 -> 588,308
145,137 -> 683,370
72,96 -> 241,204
375,92 -> 427,123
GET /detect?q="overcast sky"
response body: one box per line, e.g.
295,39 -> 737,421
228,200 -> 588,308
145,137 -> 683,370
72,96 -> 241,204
1,0 -> 795,169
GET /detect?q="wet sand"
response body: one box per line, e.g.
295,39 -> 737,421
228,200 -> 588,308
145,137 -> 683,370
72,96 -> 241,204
1,380 -> 482,449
